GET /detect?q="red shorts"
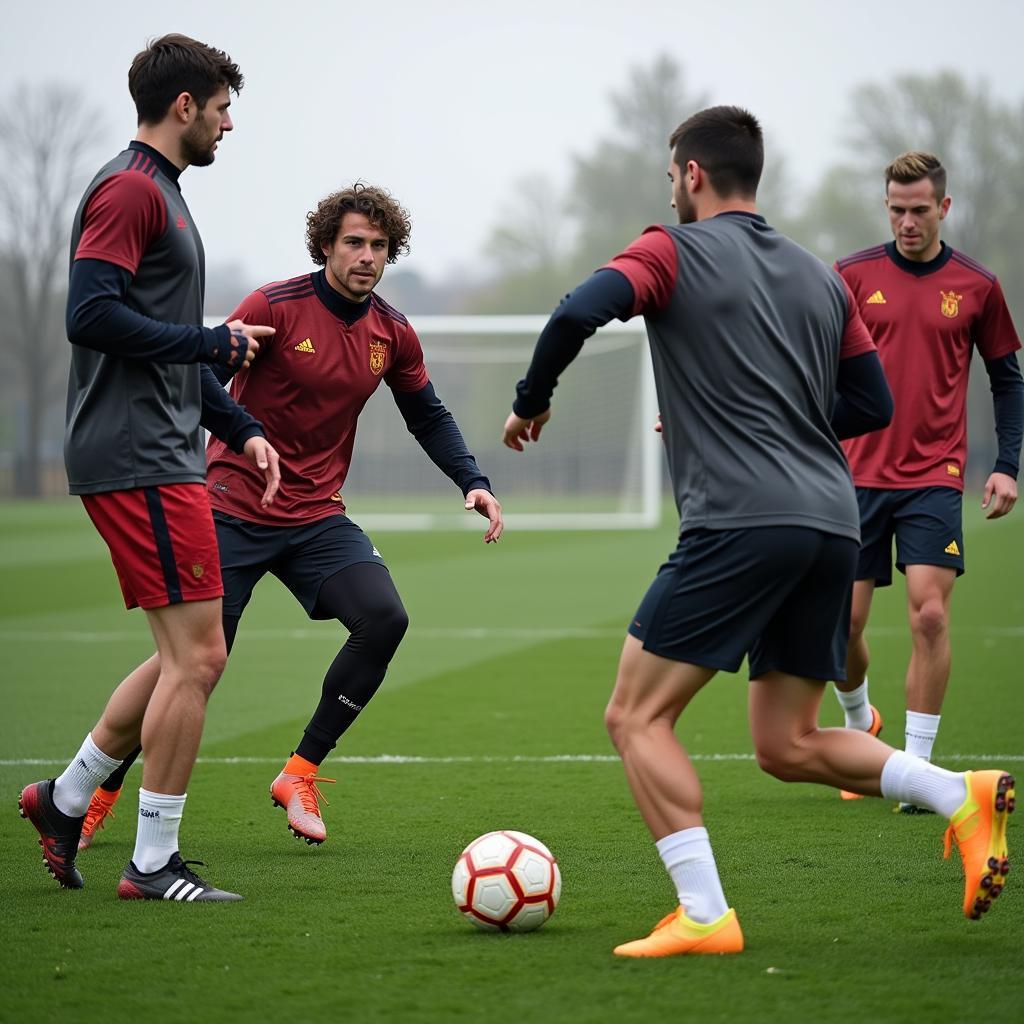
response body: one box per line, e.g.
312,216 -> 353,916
81,483 -> 224,610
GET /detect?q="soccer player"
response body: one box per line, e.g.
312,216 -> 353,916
19,34 -> 279,902
832,153 -> 1023,810
503,107 -> 1014,956
80,183 -> 502,848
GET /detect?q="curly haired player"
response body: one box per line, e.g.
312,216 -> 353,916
82,184 -> 502,848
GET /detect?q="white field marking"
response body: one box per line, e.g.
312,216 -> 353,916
3,753 -> 1023,767
0,627 -> 626,643
1,625 -> 1023,644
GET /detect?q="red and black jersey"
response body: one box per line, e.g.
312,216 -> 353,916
206,271 -> 429,525
838,242 -> 1020,490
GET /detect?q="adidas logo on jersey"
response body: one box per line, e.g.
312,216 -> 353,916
944,540 -> 961,556
866,290 -> 886,304
293,338 -> 316,353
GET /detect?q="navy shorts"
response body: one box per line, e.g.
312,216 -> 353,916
856,487 -> 964,586
213,512 -> 387,619
628,527 -> 858,681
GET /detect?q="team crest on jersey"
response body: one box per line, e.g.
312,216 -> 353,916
192,563 -> 205,579
369,338 -> 388,375
940,290 -> 963,318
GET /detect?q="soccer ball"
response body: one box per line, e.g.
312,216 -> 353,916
451,830 -> 561,932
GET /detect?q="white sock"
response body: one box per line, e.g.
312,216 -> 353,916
132,789 -> 187,873
880,750 -> 966,817
52,733 -> 123,817
655,826 -> 729,924
905,711 -> 941,761
834,679 -> 873,731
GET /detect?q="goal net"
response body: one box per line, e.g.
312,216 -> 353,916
211,315 -> 662,531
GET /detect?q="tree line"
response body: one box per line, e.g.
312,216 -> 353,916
1,60 -> 1021,495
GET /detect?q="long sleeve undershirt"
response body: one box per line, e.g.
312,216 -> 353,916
984,353 -> 1024,478
67,257 -> 264,453
392,382 -> 492,496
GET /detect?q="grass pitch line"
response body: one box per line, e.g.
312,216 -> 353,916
2,625 -> 1023,643
3,752 -> 1023,767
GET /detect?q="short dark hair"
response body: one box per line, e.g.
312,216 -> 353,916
128,34 -> 243,126
306,184 -> 412,266
669,105 -> 763,199
885,151 -> 947,200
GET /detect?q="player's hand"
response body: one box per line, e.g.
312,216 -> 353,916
502,408 -> 551,451
220,319 -> 275,368
654,413 -> 663,435
242,435 -> 281,507
465,488 -> 503,543
982,471 -> 1017,519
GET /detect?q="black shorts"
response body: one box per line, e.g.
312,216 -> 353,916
856,487 -> 964,586
213,512 -> 387,619
628,527 -> 857,682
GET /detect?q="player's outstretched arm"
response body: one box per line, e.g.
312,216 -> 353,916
506,269 -> 634,450
391,382 -> 492,491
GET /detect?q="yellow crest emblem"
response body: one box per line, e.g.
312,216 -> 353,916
940,290 -> 962,318
192,563 -> 204,579
369,339 -> 387,375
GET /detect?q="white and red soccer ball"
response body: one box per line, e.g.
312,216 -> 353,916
452,830 -> 561,932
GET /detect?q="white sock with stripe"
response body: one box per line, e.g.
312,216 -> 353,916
133,789 -> 186,873
880,750 -> 966,817
834,679 -> 873,731
655,826 -> 729,924
905,711 -> 941,761
53,733 -> 123,817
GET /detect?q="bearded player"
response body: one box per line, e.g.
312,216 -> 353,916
81,184 -> 502,847
831,153 -> 1023,809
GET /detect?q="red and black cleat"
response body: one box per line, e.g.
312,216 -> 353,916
19,780 -> 85,889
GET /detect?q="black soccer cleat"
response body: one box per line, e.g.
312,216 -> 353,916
19,780 -> 85,889
117,852 -> 243,902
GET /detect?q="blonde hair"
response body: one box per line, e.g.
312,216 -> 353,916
885,152 -> 946,199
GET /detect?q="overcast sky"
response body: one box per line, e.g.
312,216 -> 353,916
3,0 -> 1022,292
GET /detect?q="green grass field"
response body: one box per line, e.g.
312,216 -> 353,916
1,498 -> 1021,1024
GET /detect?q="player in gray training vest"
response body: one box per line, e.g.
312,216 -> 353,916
503,104 -> 1014,955
19,34 -> 278,903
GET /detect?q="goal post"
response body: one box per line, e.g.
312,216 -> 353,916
207,314 -> 663,531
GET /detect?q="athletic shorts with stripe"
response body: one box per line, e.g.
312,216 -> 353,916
628,526 -> 858,682
81,483 -> 223,610
855,486 -> 964,586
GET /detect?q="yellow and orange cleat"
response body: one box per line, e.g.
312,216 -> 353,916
270,771 -> 335,845
613,907 -> 744,957
944,769 -> 1014,919
840,704 -> 884,800
79,787 -> 121,851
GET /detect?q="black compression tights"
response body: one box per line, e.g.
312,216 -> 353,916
97,560 -> 409,790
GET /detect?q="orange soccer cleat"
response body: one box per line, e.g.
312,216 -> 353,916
944,770 -> 1014,920
270,769 -> 336,845
613,907 -> 744,957
79,787 -> 122,850
840,704 -> 884,800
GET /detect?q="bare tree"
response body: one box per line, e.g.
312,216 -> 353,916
0,84 -> 104,495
